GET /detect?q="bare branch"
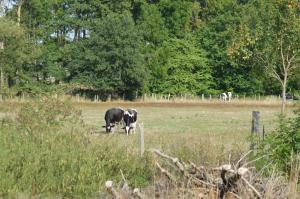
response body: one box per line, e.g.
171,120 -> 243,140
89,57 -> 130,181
241,176 -> 262,198
105,181 -> 121,199
189,174 -> 216,188
235,150 -> 253,169
151,149 -> 185,173
155,162 -> 177,182
267,65 -> 284,85
120,169 -> 130,192
287,52 -> 299,72
133,188 -> 144,199
242,154 -> 268,168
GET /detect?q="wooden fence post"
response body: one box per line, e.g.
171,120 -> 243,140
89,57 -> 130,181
262,125 -> 265,140
250,111 -> 260,150
202,94 -> 204,101
139,123 -> 144,156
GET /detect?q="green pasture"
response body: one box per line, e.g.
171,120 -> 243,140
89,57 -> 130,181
80,102 -> 283,135
0,99 -> 297,198
78,102 -> 295,165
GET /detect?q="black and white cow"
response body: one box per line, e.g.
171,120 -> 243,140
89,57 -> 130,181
220,92 -> 232,101
102,108 -> 124,133
123,109 -> 137,135
220,93 -> 226,101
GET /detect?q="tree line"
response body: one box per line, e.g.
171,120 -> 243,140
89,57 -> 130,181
0,0 -> 300,102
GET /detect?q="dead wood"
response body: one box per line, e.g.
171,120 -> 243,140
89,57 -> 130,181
105,149 -> 288,199
151,149 -> 265,199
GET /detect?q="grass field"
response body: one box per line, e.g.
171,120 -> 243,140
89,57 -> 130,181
76,101 -> 297,165
0,100 -> 297,161
0,99 -> 298,198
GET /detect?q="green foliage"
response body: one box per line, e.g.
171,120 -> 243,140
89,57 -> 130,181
65,14 -> 146,99
0,97 -> 154,198
137,2 -> 168,46
1,0 -> 300,98
228,0 -> 300,94
151,36 -> 213,95
197,0 -> 263,93
158,0 -> 199,37
0,18 -> 37,83
256,109 -> 300,174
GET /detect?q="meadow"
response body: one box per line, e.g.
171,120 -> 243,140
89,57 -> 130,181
77,100 -> 296,165
0,98 -> 297,198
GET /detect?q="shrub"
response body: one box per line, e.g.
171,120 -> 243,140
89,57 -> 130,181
0,97 -> 154,198
256,109 -> 300,175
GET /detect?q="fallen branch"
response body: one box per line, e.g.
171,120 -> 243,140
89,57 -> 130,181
151,149 -> 185,173
133,188 -> 144,199
241,177 -> 262,199
235,150 -> 252,169
120,169 -> 130,191
156,161 -> 177,182
105,181 -> 120,199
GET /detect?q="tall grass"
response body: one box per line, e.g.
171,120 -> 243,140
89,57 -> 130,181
0,97 -> 154,198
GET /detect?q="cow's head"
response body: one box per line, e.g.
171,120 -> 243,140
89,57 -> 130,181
102,124 -> 115,133
123,111 -> 134,135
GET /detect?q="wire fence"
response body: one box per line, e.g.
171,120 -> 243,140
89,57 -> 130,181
0,93 -> 291,105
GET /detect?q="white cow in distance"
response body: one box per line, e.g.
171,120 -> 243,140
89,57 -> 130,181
227,92 -> 232,101
220,93 -> 227,101
220,92 -> 232,101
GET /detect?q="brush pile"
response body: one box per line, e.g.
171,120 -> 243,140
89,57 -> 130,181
104,149 -> 288,199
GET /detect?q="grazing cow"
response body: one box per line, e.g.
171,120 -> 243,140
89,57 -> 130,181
102,108 -> 124,133
227,92 -> 232,101
220,93 -> 227,101
123,109 -> 138,135
220,92 -> 233,101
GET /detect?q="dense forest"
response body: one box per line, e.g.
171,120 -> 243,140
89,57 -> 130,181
0,0 -> 300,100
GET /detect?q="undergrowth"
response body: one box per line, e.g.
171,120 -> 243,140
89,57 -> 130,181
0,97 -> 154,198
256,109 -> 300,178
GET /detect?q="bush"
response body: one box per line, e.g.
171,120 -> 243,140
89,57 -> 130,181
256,109 -> 300,175
0,97 -> 154,198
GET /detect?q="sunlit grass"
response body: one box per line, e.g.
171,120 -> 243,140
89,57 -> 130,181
77,101 -> 296,166
0,99 -> 297,198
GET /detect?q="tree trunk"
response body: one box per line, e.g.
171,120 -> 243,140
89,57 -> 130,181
74,27 -> 78,41
17,1 -> 23,26
0,68 -> 4,88
77,29 -> 81,40
281,72 -> 288,115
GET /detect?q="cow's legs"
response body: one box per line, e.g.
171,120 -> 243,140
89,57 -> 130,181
125,126 -> 130,136
110,123 -> 115,134
111,126 -> 114,134
131,122 -> 137,134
